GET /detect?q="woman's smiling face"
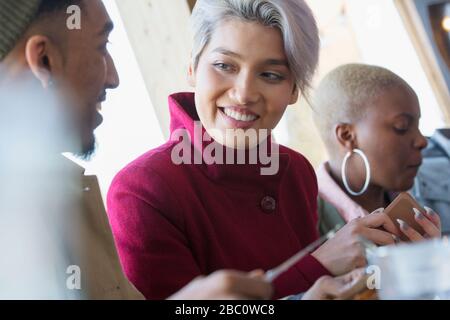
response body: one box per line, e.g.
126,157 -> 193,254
189,19 -> 299,149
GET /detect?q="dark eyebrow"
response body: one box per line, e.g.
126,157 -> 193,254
394,113 -> 420,121
212,47 -> 242,58
264,59 -> 289,67
98,21 -> 114,37
211,47 -> 289,67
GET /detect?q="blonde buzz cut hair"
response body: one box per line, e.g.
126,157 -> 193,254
312,63 -> 414,150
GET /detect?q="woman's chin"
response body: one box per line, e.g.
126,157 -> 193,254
394,179 -> 415,193
208,128 -> 267,150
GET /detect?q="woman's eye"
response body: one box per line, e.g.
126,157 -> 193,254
394,126 -> 408,134
393,119 -> 411,134
261,72 -> 284,82
213,63 -> 233,71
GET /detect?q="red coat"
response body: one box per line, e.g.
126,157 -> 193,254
107,92 -> 331,299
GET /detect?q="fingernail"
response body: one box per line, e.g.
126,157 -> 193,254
397,219 -> 409,230
413,208 -> 424,220
250,269 -> 264,277
373,207 -> 384,214
424,206 -> 437,216
392,234 -> 400,243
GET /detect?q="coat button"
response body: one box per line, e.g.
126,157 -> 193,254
261,196 -> 276,213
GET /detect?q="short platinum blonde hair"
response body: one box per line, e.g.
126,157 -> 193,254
312,63 -> 415,149
190,0 -> 320,94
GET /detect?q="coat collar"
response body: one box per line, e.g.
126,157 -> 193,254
167,92 -> 290,191
63,156 -> 86,176
431,129 -> 450,158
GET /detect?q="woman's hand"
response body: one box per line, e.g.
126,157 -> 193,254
312,209 -> 400,276
168,270 -> 273,300
397,206 -> 441,241
302,268 -> 368,300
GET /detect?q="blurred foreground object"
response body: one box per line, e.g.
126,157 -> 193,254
367,238 -> 450,299
0,77 -> 82,299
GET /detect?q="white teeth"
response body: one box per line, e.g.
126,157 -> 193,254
223,108 -> 257,122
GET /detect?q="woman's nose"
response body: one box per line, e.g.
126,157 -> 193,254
231,72 -> 260,105
414,130 -> 428,150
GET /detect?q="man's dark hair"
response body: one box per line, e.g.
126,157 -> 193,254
36,0 -> 82,18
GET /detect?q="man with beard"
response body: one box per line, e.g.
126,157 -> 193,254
0,0 -> 273,299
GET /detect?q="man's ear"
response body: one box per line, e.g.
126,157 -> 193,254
289,85 -> 299,105
24,35 -> 62,89
187,62 -> 196,88
335,123 -> 357,151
